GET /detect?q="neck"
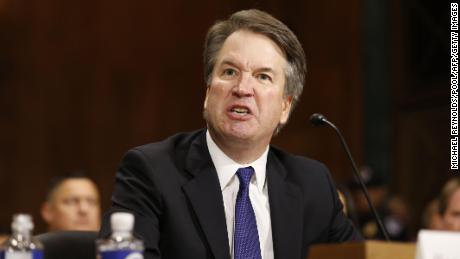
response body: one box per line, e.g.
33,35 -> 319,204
208,129 -> 269,164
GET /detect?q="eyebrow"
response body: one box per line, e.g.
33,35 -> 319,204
256,67 -> 276,74
219,60 -> 239,68
219,59 -> 276,74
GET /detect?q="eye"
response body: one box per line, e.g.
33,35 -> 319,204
257,73 -> 272,82
63,197 -> 79,205
86,198 -> 99,206
222,68 -> 237,77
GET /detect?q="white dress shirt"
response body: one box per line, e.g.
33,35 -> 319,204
206,130 -> 274,259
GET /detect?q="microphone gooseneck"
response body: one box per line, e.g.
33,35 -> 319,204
309,113 -> 327,126
309,113 -> 391,241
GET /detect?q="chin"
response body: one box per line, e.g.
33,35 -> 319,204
225,127 -> 257,141
210,120 -> 257,142
77,225 -> 98,231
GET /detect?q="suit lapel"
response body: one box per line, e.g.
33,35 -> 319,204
182,132 -> 230,259
267,151 -> 304,259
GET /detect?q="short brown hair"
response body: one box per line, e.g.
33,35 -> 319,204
439,177 -> 460,215
203,9 -> 307,115
45,171 -> 96,201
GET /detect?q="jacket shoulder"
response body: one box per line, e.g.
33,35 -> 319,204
269,146 -> 329,176
130,129 -> 204,158
118,129 -> 205,175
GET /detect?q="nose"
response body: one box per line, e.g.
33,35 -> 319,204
232,72 -> 254,97
77,200 -> 90,215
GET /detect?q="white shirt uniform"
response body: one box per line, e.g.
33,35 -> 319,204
206,131 -> 274,259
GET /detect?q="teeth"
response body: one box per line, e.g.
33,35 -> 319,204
232,107 -> 249,114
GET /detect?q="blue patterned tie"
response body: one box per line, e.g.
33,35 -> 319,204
234,166 -> 262,259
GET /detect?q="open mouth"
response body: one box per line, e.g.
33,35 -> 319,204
231,107 -> 251,115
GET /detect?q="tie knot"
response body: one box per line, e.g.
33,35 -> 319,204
236,166 -> 254,188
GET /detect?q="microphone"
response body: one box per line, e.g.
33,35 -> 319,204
309,113 -> 391,241
309,113 -> 327,126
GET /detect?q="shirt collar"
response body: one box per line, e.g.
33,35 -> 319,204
206,130 -> 268,192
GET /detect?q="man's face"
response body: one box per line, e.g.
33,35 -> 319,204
443,188 -> 460,231
41,178 -> 101,231
204,30 -> 292,147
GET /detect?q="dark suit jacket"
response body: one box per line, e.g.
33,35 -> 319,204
100,129 -> 361,259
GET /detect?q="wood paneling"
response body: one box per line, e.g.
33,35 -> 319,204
0,0 -> 363,233
390,0 -> 450,232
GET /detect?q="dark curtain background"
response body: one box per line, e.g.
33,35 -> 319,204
0,0 -> 449,234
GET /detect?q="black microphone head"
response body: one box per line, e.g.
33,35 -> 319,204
309,113 -> 327,126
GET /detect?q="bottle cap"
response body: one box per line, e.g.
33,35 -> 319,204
12,214 -> 34,232
111,212 -> 134,232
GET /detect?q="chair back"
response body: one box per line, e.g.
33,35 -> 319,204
36,231 -> 98,259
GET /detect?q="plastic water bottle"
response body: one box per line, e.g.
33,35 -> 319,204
97,212 -> 144,259
1,214 -> 43,259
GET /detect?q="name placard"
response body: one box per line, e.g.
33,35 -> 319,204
415,230 -> 460,259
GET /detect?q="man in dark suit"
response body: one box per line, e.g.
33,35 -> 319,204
100,9 -> 361,259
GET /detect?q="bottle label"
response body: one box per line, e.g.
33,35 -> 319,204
4,251 -> 43,259
100,250 -> 143,259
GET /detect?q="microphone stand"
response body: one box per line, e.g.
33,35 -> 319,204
310,113 -> 391,241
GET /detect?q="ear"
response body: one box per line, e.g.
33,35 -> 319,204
280,95 -> 293,124
203,86 -> 211,110
41,202 -> 53,224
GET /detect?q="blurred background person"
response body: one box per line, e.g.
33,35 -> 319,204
421,199 -> 444,230
349,166 -> 412,241
40,172 -> 101,232
438,177 -> 460,231
337,185 -> 359,226
0,225 -> 8,244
